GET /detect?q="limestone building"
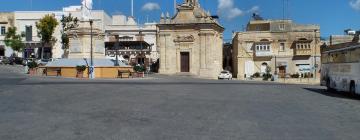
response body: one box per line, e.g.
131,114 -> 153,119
157,0 -> 224,79
233,16 -> 321,79
0,12 -> 14,57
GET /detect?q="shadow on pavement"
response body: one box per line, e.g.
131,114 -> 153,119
304,88 -> 360,101
18,80 -> 300,86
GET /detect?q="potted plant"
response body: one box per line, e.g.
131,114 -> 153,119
27,61 -> 38,76
76,65 -> 86,78
133,65 -> 146,78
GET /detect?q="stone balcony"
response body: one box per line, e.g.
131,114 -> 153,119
294,49 -> 312,56
254,51 -> 273,57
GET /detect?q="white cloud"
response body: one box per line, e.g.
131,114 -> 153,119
350,0 -> 360,10
142,2 -> 160,11
217,0 -> 244,20
247,6 -> 260,14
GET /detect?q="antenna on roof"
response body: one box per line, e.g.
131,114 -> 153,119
252,13 -> 263,20
174,0 -> 177,15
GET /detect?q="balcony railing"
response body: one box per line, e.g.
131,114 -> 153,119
254,51 -> 273,57
294,49 -> 312,56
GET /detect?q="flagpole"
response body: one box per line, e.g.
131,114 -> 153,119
30,0 -> 33,10
131,0 -> 134,17
174,0 -> 176,15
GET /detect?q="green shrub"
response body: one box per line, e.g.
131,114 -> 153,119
253,72 -> 261,78
27,61 -> 38,69
263,73 -> 272,81
290,73 -> 300,78
134,65 -> 146,72
76,65 -> 86,72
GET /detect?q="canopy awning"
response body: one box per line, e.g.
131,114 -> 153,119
105,41 -> 150,48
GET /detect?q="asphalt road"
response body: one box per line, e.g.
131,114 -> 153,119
1,65 -> 360,140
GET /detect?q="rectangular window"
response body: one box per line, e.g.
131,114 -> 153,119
256,44 -> 271,51
0,26 -> 5,35
25,26 -> 32,41
279,43 -> 285,51
279,24 -> 285,30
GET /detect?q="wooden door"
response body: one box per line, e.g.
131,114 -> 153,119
180,52 -> 190,72
279,66 -> 286,78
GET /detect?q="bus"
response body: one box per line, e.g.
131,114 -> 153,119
321,44 -> 360,95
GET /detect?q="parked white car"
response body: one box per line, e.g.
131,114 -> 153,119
218,70 -> 232,80
0,56 -> 4,64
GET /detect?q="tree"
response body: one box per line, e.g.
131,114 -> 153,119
4,27 -> 24,56
36,14 -> 59,59
60,14 -> 79,57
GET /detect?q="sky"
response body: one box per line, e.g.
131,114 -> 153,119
1,0 -> 360,41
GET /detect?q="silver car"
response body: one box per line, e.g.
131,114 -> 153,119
218,70 -> 233,80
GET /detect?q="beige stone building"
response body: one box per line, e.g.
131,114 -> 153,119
0,12 -> 14,57
233,18 -> 321,79
157,0 -> 224,79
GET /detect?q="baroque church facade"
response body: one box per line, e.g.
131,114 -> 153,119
157,0 -> 224,79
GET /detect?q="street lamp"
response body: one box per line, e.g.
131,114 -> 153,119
114,35 -> 120,66
314,29 -> 318,79
89,20 -> 94,79
138,28 -> 144,65
80,19 -> 95,79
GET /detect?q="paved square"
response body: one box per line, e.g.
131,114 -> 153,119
1,66 -> 360,140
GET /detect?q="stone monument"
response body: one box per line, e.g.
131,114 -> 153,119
67,0 -> 105,59
45,0 -> 130,79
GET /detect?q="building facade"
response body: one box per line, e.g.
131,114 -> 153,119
233,18 -> 321,79
105,15 -> 158,70
13,6 -> 111,59
157,0 -> 224,79
0,12 -> 15,57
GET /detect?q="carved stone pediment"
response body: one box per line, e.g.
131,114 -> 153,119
174,35 -> 195,42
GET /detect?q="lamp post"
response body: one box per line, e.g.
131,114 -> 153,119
138,28 -> 144,65
114,35 -> 120,66
89,20 -> 95,79
314,29 -> 318,79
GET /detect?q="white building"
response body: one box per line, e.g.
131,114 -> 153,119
13,6 -> 111,59
0,12 -> 15,57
